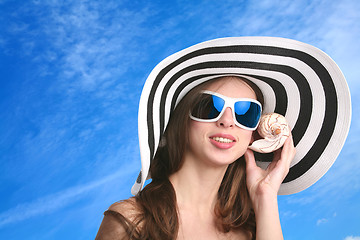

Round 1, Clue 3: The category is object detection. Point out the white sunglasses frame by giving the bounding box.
[189,90,262,131]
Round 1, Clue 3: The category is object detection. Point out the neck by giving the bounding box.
[169,152,228,215]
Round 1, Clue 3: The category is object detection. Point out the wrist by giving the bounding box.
[252,193,283,240]
[252,190,278,215]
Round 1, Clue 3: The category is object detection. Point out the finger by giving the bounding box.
[273,130,294,162]
[268,150,281,168]
[273,147,282,161]
[276,134,296,173]
[244,148,257,170]
[268,133,295,173]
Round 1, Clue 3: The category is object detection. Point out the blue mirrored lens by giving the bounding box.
[234,101,261,128]
[234,101,251,114]
[212,95,224,114]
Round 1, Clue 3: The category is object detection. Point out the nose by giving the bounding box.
[216,107,234,128]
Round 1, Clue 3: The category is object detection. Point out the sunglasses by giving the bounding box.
[189,90,262,130]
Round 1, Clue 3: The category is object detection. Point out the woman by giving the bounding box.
[96,37,351,239]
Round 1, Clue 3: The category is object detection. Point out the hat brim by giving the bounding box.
[132,37,351,195]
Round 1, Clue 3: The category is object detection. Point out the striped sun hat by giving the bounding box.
[131,37,351,195]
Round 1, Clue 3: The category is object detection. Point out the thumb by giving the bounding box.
[244,149,257,171]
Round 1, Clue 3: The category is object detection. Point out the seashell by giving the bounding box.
[249,113,290,153]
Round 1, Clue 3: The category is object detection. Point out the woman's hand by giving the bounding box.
[244,133,296,205]
[244,133,296,240]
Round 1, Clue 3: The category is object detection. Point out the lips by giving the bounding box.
[209,134,236,149]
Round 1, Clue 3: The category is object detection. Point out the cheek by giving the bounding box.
[189,120,202,131]
[188,121,207,144]
[220,130,254,162]
[245,131,254,143]
[234,130,254,155]
[238,129,253,144]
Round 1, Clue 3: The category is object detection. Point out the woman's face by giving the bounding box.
[186,77,257,167]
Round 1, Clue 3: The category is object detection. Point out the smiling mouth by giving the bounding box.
[211,137,235,143]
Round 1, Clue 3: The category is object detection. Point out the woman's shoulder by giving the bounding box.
[108,197,142,220]
[95,198,142,240]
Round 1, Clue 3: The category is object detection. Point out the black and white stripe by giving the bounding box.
[132,37,351,195]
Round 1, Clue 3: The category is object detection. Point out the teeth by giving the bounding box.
[212,137,234,143]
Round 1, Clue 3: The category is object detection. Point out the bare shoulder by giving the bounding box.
[109,197,142,221]
[95,198,142,240]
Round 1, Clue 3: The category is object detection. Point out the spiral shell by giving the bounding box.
[249,113,290,153]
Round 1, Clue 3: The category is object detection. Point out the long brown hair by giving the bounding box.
[127,76,263,239]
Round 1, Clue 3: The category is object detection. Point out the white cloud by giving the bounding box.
[345,236,360,240]
[280,210,297,219]
[1,0,145,186]
[316,212,337,226]
[41,1,152,92]
[319,0,360,87]
[3,1,154,95]
[212,0,326,38]
[316,218,328,226]
[0,164,136,228]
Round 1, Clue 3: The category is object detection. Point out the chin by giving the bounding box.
[206,154,241,167]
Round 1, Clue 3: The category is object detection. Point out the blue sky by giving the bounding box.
[0,0,359,239]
